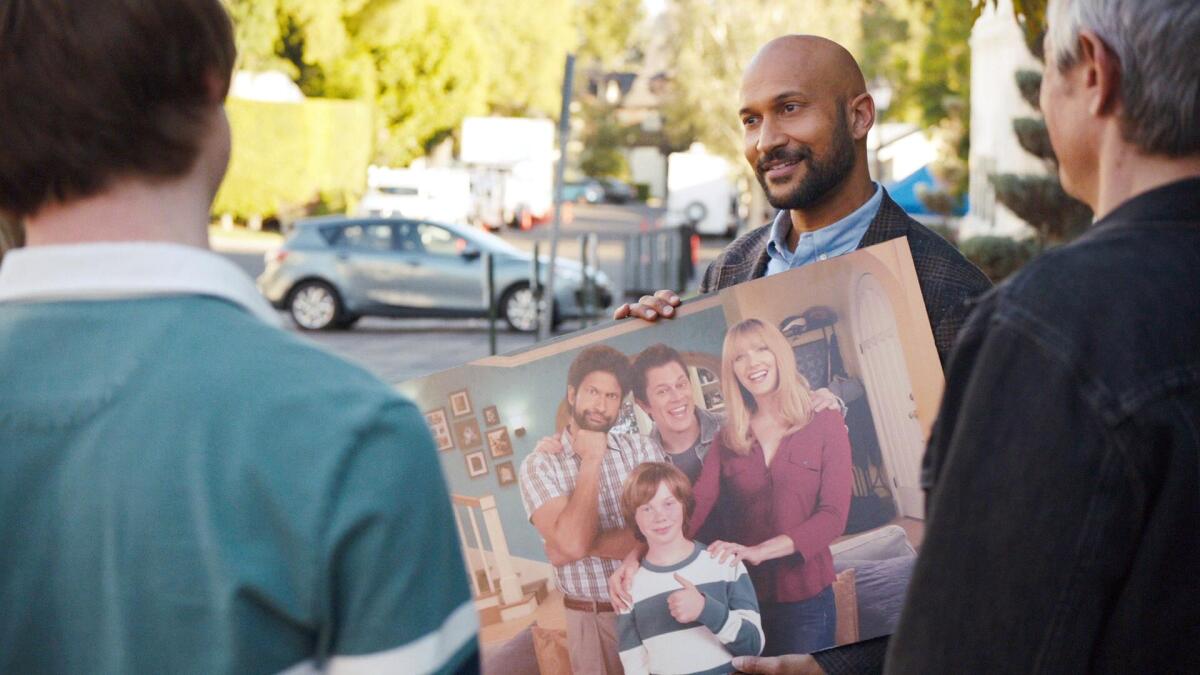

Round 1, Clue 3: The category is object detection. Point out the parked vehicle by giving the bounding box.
[561,178,637,205]
[561,179,605,204]
[358,166,472,225]
[257,215,613,332]
[462,117,555,230]
[667,144,740,237]
[597,178,636,204]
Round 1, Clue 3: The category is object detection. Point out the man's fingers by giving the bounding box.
[732,655,825,675]
[653,289,682,307]
[637,294,673,318]
[730,656,780,674]
[613,289,682,322]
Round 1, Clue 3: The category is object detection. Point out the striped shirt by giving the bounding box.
[618,542,763,675]
[519,428,665,601]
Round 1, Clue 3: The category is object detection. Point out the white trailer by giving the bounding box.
[359,165,472,225]
[666,144,739,237]
[460,117,556,230]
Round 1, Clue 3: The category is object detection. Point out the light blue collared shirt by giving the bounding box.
[765,182,883,275]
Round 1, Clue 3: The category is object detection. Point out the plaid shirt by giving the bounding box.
[700,190,992,364]
[519,429,665,601]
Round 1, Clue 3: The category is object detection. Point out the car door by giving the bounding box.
[410,222,486,312]
[329,221,406,310]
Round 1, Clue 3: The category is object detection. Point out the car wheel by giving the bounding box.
[288,280,344,331]
[500,283,540,332]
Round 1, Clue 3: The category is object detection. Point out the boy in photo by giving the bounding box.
[617,463,764,675]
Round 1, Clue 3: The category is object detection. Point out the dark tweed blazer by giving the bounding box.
[699,192,991,363]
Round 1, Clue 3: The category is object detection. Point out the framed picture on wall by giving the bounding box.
[453,417,482,449]
[482,405,501,427]
[496,461,516,486]
[465,451,488,478]
[486,426,513,458]
[449,389,473,417]
[424,408,453,451]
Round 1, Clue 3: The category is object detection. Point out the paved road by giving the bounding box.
[218,202,733,384]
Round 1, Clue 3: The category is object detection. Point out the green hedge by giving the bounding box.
[958,235,1041,282]
[213,98,371,221]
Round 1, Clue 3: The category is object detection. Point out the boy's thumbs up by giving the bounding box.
[668,573,704,623]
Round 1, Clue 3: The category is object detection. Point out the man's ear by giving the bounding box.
[566,385,577,408]
[1078,30,1121,117]
[203,69,229,105]
[848,92,876,142]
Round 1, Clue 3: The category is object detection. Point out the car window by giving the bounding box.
[338,223,393,252]
[417,223,466,256]
[395,222,423,253]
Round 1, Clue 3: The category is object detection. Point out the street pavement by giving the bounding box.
[216,202,732,384]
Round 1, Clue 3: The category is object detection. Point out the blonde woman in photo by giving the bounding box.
[687,318,852,656]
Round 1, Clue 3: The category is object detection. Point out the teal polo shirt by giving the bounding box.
[0,243,477,674]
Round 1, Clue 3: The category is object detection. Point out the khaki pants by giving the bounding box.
[564,607,624,675]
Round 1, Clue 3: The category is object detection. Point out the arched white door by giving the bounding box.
[852,273,926,519]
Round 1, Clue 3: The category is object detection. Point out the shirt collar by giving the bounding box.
[766,182,883,266]
[1089,177,1200,232]
[0,242,281,327]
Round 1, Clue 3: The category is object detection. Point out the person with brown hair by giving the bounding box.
[0,1,477,673]
[616,462,763,675]
[518,344,667,675]
[685,319,853,657]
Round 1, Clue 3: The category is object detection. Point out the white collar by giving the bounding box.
[0,242,281,327]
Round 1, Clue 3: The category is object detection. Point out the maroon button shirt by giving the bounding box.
[688,408,853,604]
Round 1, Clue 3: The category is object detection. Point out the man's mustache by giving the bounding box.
[756,146,811,174]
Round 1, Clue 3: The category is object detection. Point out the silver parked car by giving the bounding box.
[257,215,613,332]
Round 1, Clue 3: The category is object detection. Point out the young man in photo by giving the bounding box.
[617,462,763,675]
[518,345,667,675]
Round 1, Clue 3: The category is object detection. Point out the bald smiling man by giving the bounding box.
[617,35,989,366]
[613,35,991,674]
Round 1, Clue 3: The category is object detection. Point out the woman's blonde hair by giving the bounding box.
[719,318,813,454]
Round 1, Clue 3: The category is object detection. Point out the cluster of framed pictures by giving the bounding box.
[424,389,515,488]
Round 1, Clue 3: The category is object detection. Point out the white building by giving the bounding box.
[961,0,1045,239]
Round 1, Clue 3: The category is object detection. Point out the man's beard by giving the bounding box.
[572,405,616,433]
[755,108,856,211]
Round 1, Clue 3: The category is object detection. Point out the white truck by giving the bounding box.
[666,144,740,237]
[358,165,473,225]
[460,117,555,230]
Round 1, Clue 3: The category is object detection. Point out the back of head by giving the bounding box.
[0,0,236,220]
[1047,0,1200,157]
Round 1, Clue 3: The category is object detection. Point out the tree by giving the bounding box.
[464,0,577,118]
[979,0,1091,245]
[579,109,632,179]
[223,0,580,166]
[989,65,1091,244]
[576,0,644,66]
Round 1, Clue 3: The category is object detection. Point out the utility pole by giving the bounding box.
[539,53,575,341]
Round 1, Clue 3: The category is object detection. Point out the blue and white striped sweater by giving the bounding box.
[617,542,763,675]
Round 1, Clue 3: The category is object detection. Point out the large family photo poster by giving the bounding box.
[396,239,944,673]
